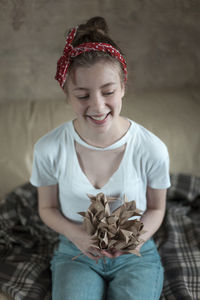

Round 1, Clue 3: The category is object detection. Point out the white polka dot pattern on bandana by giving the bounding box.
[55,27,127,90]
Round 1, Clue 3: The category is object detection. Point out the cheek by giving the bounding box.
[69,99,86,115]
[117,100,122,113]
[74,106,86,116]
[112,95,122,110]
[107,97,122,116]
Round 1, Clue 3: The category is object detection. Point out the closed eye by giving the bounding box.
[103,91,115,96]
[76,95,89,100]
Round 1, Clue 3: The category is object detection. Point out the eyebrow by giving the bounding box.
[73,82,116,91]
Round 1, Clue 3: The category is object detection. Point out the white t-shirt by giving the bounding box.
[30,119,171,222]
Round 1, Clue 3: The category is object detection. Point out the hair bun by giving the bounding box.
[78,16,109,36]
[86,16,108,34]
[70,16,120,51]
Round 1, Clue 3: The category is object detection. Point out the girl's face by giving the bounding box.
[66,61,125,139]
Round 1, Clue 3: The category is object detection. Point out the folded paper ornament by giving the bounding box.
[78,193,146,257]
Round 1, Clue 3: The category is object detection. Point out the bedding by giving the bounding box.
[155,174,200,300]
[0,184,58,300]
[0,174,199,300]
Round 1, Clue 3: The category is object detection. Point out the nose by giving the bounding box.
[90,93,105,113]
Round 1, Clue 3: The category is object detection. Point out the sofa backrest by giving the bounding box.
[1,88,199,200]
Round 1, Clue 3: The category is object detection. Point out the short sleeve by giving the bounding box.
[147,152,171,189]
[30,144,58,187]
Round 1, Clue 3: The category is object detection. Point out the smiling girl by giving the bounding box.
[30,16,170,300]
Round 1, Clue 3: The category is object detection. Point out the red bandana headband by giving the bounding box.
[55,26,127,89]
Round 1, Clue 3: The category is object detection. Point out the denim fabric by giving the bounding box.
[51,235,163,300]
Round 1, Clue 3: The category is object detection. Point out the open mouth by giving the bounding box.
[87,112,111,124]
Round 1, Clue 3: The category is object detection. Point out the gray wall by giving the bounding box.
[1,0,200,102]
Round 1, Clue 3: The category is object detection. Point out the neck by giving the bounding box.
[73,117,130,148]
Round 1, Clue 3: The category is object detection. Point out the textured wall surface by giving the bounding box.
[0,0,200,102]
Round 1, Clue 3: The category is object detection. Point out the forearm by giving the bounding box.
[138,187,167,246]
[139,207,165,243]
[39,206,81,242]
[37,185,100,260]
[39,207,100,261]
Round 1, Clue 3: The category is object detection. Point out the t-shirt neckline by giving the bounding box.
[69,119,133,151]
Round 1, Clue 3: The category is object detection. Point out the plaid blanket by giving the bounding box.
[0,184,58,300]
[154,174,200,300]
[0,174,199,300]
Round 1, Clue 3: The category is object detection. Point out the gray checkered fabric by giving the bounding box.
[155,174,200,300]
[0,174,199,300]
[0,183,58,300]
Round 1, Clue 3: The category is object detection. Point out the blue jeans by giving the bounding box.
[51,235,163,300]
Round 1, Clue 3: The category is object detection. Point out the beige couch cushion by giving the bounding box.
[0,89,199,201]
[122,89,200,177]
[0,293,12,300]
[0,99,74,201]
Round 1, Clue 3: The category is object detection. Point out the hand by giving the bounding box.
[68,224,102,262]
[100,241,145,258]
[100,248,129,258]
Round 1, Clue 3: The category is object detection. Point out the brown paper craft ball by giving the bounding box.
[78,193,145,256]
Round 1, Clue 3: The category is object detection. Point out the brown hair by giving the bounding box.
[66,16,126,85]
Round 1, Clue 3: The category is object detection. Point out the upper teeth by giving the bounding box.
[91,115,107,121]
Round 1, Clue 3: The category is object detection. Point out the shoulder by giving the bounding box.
[127,119,170,188]
[34,121,72,156]
[129,120,169,161]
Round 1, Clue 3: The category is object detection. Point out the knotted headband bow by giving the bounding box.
[55,26,127,89]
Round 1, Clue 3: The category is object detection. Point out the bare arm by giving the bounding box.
[37,185,100,261]
[138,186,166,245]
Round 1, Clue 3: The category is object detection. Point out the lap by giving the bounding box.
[106,239,164,300]
[51,236,163,300]
[107,261,163,300]
[51,255,105,300]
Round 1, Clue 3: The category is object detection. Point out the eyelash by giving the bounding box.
[104,91,114,96]
[77,91,115,100]
[77,95,89,100]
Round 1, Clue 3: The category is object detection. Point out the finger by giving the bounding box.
[100,250,115,258]
[85,252,97,260]
[113,250,130,257]
[112,251,123,258]
[85,251,101,262]
[90,247,102,256]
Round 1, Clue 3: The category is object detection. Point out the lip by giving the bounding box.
[87,112,111,125]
